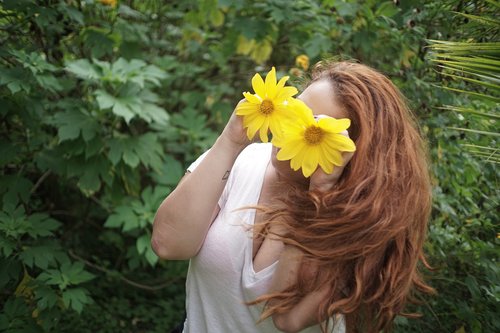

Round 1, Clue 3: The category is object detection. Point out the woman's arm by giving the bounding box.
[271,145,354,332]
[151,109,249,260]
[270,246,331,333]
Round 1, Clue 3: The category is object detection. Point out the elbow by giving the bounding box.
[150,233,171,260]
[272,314,300,333]
[151,217,197,260]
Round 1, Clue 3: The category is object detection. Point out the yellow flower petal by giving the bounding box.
[327,133,356,152]
[265,67,277,98]
[236,101,259,116]
[318,147,334,174]
[243,92,261,104]
[276,75,289,91]
[301,147,320,177]
[323,145,344,166]
[318,117,351,133]
[290,145,308,171]
[252,73,266,97]
[276,86,299,102]
[245,115,265,140]
[276,139,304,160]
[259,117,270,142]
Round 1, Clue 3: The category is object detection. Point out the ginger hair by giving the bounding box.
[251,61,434,332]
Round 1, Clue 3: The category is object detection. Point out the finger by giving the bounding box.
[340,151,354,166]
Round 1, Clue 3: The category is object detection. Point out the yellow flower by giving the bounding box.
[236,67,298,142]
[99,0,117,8]
[295,54,309,71]
[273,99,356,177]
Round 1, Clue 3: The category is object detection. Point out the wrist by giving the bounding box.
[216,134,248,155]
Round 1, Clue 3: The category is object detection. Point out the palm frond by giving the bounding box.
[437,65,500,84]
[440,106,500,120]
[484,0,500,8]
[453,12,500,27]
[438,72,500,92]
[447,127,500,137]
[428,8,499,157]
[436,85,500,103]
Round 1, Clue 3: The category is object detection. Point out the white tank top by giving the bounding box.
[184,143,345,333]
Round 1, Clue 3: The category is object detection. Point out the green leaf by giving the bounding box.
[95,89,115,109]
[62,261,95,285]
[95,89,141,124]
[62,288,92,314]
[77,156,109,196]
[144,246,158,267]
[105,206,137,230]
[35,286,59,310]
[19,243,62,269]
[65,59,101,81]
[81,27,117,58]
[0,175,33,207]
[0,235,16,257]
[106,134,164,171]
[141,103,169,125]
[51,109,99,143]
[35,74,64,92]
[136,234,150,255]
[375,1,399,18]
[29,214,61,238]
[0,141,17,167]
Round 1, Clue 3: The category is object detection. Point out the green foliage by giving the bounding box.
[0,0,498,332]
[428,1,499,165]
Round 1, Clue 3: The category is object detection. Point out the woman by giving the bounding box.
[152,61,434,333]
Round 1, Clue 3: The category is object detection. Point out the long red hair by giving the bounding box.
[252,61,434,332]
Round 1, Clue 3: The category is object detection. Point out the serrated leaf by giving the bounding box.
[27,213,62,238]
[51,109,99,143]
[35,74,64,92]
[95,89,115,109]
[77,156,109,196]
[95,89,140,124]
[19,244,60,269]
[62,288,91,314]
[65,59,101,81]
[0,175,33,207]
[104,206,136,229]
[35,286,59,310]
[123,147,140,167]
[376,1,399,18]
[144,246,158,267]
[64,262,95,285]
[140,103,169,125]
[136,234,150,255]
[106,134,164,171]
[0,235,16,257]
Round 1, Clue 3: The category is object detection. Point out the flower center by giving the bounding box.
[304,126,324,145]
[260,99,274,115]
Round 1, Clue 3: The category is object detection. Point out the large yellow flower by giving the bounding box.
[273,99,356,177]
[235,67,298,142]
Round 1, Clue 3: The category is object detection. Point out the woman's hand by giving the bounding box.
[309,129,354,192]
[219,99,252,149]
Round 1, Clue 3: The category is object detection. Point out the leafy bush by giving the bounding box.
[0,0,497,332]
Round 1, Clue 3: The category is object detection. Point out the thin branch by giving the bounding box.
[68,250,182,291]
[30,170,51,194]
